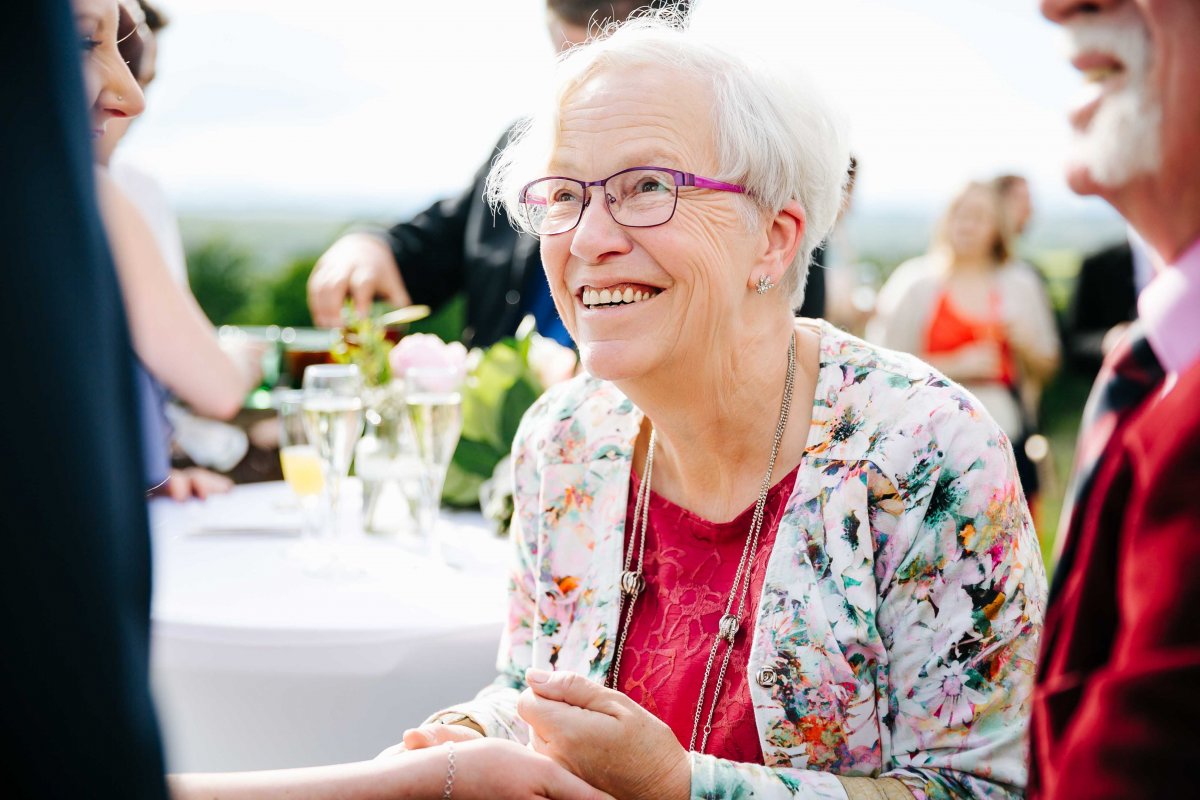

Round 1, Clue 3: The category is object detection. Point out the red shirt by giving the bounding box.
[924,287,1016,386]
[614,463,800,762]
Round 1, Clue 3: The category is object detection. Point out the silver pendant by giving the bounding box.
[718,613,740,643]
[620,570,645,597]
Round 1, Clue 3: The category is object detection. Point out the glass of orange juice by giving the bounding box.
[277,389,324,540]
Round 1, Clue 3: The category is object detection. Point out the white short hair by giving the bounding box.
[485,9,851,306]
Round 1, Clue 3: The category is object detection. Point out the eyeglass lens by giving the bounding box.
[522,169,679,235]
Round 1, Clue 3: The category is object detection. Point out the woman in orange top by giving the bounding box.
[869,181,1060,502]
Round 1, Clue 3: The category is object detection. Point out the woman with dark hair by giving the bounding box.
[72,1,609,797]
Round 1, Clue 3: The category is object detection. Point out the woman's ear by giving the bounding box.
[751,200,806,290]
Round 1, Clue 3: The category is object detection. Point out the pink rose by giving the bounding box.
[528,336,578,388]
[388,334,468,384]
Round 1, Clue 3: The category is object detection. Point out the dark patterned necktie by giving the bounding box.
[1049,321,1165,601]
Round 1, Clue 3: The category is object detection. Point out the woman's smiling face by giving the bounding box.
[538,64,761,383]
[72,0,143,145]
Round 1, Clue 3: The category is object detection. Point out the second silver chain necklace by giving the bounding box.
[606,333,797,754]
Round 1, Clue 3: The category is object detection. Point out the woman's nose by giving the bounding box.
[569,188,631,262]
[100,53,146,119]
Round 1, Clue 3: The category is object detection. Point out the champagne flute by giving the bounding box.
[404,366,464,561]
[277,390,323,541]
[301,364,364,547]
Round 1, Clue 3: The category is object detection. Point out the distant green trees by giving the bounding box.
[186,239,315,328]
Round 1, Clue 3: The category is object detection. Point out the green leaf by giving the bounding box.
[452,436,504,478]
[461,342,526,447]
[442,461,485,508]
[501,377,540,447]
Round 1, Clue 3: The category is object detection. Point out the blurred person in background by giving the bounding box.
[993,174,1033,240]
[98,0,259,499]
[822,155,878,335]
[1030,0,1200,797]
[59,5,616,797]
[104,0,259,498]
[306,0,689,348]
[1064,225,1154,376]
[868,181,1061,506]
[395,14,1044,800]
[2,0,168,795]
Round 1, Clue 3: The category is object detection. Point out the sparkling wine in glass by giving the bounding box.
[301,364,364,546]
[404,366,464,561]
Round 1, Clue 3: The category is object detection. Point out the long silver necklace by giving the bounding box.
[606,333,797,754]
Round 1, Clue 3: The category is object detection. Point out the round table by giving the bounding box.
[149,481,510,772]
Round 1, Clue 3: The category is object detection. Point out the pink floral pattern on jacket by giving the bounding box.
[445,322,1046,800]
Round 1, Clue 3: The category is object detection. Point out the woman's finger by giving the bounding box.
[524,669,628,717]
[401,722,481,751]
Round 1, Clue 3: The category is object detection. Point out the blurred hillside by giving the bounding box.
[179,204,1127,324]
[181,204,1119,568]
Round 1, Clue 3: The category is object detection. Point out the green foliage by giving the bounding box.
[442,326,546,508]
[259,255,316,328]
[1030,248,1083,315]
[407,294,467,343]
[187,239,316,327]
[331,308,393,387]
[187,239,255,324]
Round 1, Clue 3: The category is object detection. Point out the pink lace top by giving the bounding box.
[615,462,801,763]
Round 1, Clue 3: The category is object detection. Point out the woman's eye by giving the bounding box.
[552,190,579,204]
[638,180,667,193]
[80,36,100,52]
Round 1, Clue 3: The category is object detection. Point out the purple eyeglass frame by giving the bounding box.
[518,166,746,235]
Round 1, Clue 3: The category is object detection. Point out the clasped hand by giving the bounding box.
[519,669,690,800]
[397,670,690,800]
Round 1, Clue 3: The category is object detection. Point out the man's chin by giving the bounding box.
[1064,159,1110,198]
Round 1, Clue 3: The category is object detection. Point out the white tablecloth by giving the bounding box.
[149,481,511,772]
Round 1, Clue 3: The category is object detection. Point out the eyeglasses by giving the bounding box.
[517,166,746,236]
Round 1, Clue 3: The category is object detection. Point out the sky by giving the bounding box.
[117,0,1119,221]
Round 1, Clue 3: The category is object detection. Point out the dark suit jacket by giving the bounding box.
[385,127,539,348]
[1029,361,1200,799]
[0,2,167,797]
[1066,242,1139,375]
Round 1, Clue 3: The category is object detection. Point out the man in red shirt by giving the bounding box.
[1030,1,1200,797]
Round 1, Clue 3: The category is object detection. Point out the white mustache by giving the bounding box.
[1061,5,1152,81]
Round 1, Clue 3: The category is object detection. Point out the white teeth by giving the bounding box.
[581,286,659,308]
[1083,66,1119,83]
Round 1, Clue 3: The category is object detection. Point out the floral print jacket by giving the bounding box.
[445,322,1046,800]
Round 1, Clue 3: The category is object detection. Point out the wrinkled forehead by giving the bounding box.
[549,64,717,178]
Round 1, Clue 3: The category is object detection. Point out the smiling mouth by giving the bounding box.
[580,283,661,309]
[1072,52,1126,86]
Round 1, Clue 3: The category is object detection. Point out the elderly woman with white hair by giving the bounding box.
[400,12,1045,800]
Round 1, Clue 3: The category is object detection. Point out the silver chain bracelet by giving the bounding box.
[441,741,456,799]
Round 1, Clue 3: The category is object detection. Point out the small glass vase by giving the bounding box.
[355,381,423,536]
